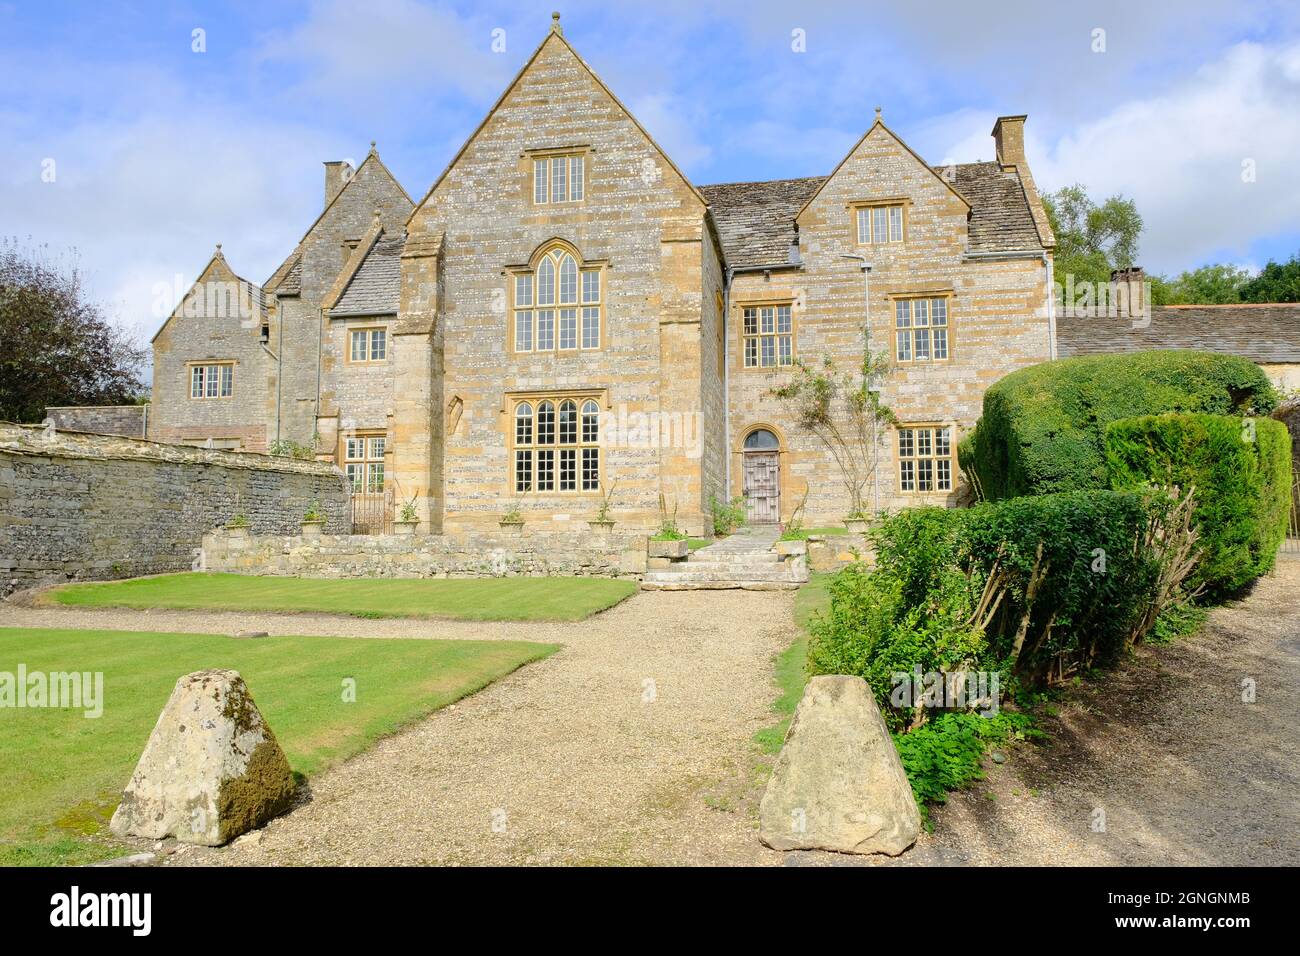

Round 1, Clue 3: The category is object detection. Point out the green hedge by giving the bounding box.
[1105,413,1292,598]
[960,351,1278,500]
[807,489,1171,706]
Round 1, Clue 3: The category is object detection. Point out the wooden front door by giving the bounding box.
[743,451,780,524]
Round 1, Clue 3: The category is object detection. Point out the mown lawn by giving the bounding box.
[753,572,831,753]
[48,573,638,621]
[0,627,558,866]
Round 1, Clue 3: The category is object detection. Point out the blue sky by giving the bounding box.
[4,0,1300,343]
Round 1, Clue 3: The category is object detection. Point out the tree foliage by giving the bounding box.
[1042,184,1142,288]
[0,240,145,423]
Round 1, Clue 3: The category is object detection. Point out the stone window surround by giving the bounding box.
[526,145,590,205]
[346,324,389,364]
[888,290,954,365]
[896,422,955,495]
[503,387,608,497]
[187,360,235,400]
[507,241,607,356]
[849,197,911,246]
[737,298,796,370]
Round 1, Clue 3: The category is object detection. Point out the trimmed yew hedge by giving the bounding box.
[1105,413,1292,598]
[959,351,1278,500]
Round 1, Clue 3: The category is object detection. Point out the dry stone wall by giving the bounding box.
[0,424,349,595]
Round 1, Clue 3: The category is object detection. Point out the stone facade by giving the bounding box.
[0,424,349,595]
[147,16,1060,535]
[43,404,147,438]
[202,527,648,579]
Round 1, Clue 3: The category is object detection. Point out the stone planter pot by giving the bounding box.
[499,520,525,534]
[588,519,616,533]
[843,517,870,533]
[775,538,808,558]
[648,539,689,560]
[393,520,418,536]
[300,520,325,538]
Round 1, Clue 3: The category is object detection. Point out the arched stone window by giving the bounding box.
[511,394,601,493]
[512,244,603,354]
[743,428,780,450]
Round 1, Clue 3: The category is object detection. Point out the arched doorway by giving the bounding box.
[742,428,781,524]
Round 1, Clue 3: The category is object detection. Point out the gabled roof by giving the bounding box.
[699,161,1042,270]
[1056,304,1300,364]
[150,246,266,344]
[264,147,414,293]
[330,235,405,317]
[409,19,707,222]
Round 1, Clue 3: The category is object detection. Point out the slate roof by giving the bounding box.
[1056,304,1300,364]
[698,162,1044,270]
[276,256,302,297]
[331,235,404,316]
[699,177,826,270]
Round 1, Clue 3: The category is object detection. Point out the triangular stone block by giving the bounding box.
[110,669,296,846]
[760,675,920,855]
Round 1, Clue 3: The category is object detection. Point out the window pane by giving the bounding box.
[515,274,533,307]
[537,258,555,306]
[570,156,584,201]
[515,403,533,445]
[931,297,947,326]
[760,307,775,334]
[889,205,903,242]
[351,331,364,361]
[743,308,758,335]
[515,450,533,492]
[537,401,555,445]
[935,427,951,456]
[914,299,929,326]
[895,299,911,327]
[221,365,233,396]
[915,327,931,360]
[581,270,599,304]
[206,367,218,397]
[367,463,385,492]
[558,400,577,444]
[371,329,386,360]
[778,335,793,365]
[346,463,363,491]
[551,157,567,202]
[873,207,887,243]
[857,208,870,243]
[761,336,776,367]
[536,449,554,491]
[368,437,385,459]
[744,337,758,368]
[896,330,912,361]
[534,159,548,203]
[559,308,577,350]
[582,447,599,490]
[900,459,915,491]
[898,428,914,457]
[582,307,599,349]
[937,458,952,491]
[558,255,577,304]
[918,458,933,492]
[933,327,948,360]
[559,448,576,491]
[776,305,792,333]
[191,366,203,398]
[346,438,363,460]
[581,400,599,442]
[515,310,533,351]
[537,310,555,350]
[916,428,932,457]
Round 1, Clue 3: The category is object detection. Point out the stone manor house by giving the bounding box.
[146,15,1066,535]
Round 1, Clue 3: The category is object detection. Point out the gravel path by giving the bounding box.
[4,591,794,866]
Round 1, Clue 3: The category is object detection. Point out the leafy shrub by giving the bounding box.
[1105,413,1292,598]
[960,351,1278,500]
[708,494,746,536]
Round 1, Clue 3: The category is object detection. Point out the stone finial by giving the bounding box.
[215,243,223,256]
[551,11,562,35]
[874,106,883,122]
[369,140,377,153]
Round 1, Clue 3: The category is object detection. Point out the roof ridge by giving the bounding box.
[698,175,829,190]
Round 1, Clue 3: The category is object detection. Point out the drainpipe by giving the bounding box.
[274,301,284,443]
[840,254,877,514]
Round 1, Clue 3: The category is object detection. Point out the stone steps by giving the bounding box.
[640,527,807,590]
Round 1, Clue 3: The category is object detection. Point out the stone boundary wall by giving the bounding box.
[0,423,350,595]
[202,528,649,579]
[43,405,148,438]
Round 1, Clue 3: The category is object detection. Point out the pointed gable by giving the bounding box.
[151,247,264,344]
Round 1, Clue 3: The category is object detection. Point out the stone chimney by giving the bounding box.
[323,160,354,208]
[1110,266,1148,319]
[991,115,1027,167]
